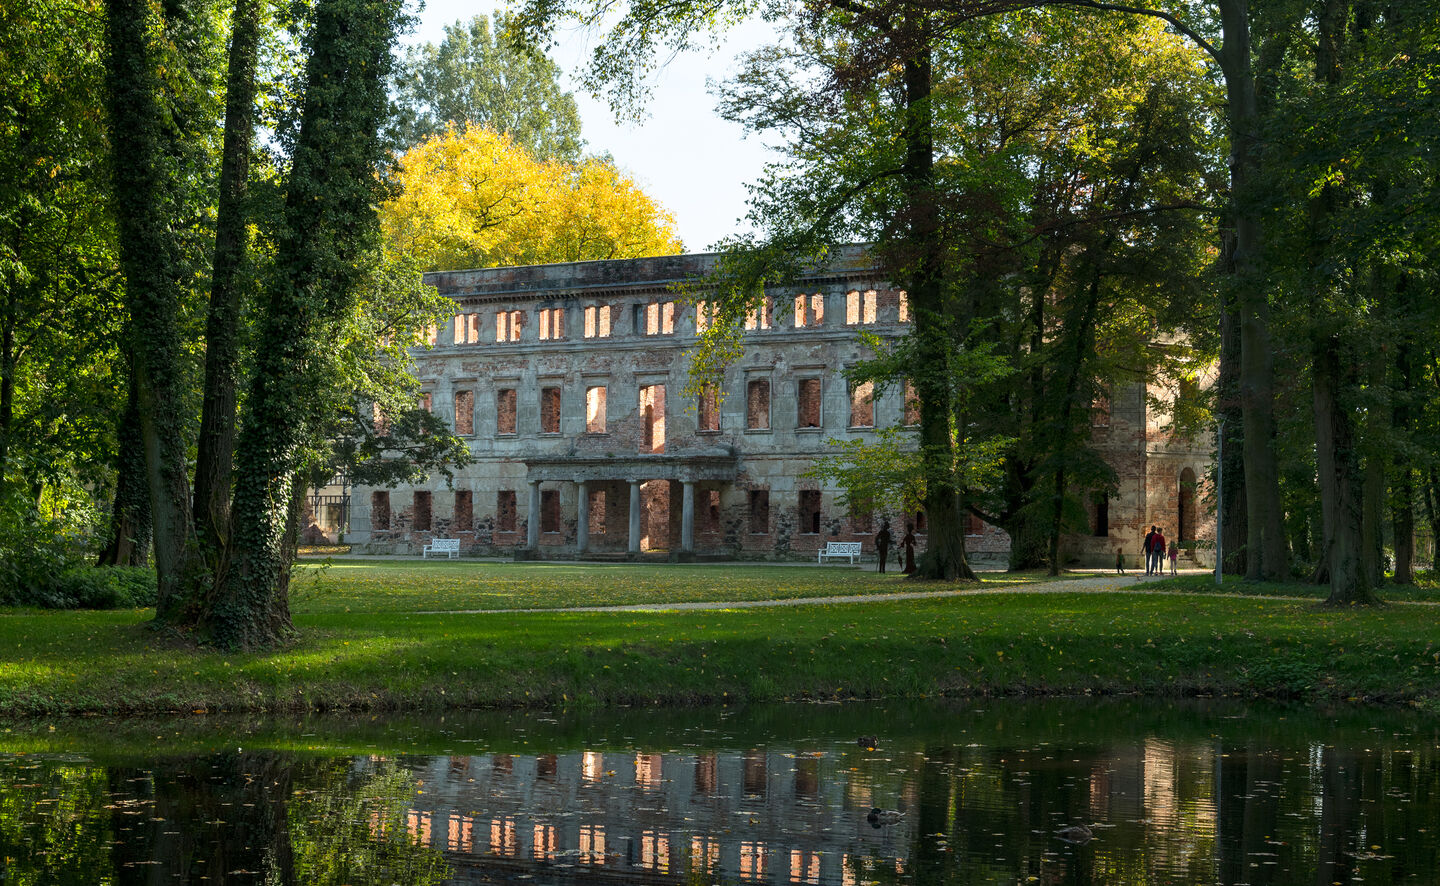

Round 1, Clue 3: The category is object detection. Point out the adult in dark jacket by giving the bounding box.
[875,522,893,573]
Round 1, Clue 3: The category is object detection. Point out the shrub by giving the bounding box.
[0,565,157,610]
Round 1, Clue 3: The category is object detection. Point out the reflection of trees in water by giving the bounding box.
[0,761,112,881]
[289,757,449,884]
[103,752,446,884]
[2,722,1439,885]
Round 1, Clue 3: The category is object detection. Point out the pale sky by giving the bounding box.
[403,0,781,251]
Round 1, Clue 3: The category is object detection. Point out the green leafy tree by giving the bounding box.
[390,12,585,161]
[201,0,409,648]
[1260,0,1440,602]
[514,0,1289,585]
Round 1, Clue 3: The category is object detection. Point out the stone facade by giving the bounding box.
[348,248,1213,566]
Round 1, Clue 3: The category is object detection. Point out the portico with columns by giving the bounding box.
[520,454,737,559]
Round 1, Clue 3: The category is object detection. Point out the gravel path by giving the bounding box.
[420,570,1303,615]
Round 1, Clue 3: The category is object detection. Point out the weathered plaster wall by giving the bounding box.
[347,249,1213,566]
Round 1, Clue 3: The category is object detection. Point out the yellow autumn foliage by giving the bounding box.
[382,126,684,271]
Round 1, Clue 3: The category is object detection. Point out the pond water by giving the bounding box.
[0,699,1436,884]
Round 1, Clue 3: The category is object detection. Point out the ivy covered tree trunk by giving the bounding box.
[202,0,403,648]
[193,0,265,564]
[104,0,202,616]
[98,383,153,567]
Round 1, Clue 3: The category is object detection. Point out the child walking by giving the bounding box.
[1167,539,1179,576]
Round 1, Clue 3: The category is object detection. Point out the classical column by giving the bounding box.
[527,480,541,550]
[576,480,590,554]
[681,480,696,553]
[628,480,642,554]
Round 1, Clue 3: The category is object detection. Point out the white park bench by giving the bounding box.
[422,538,461,559]
[818,541,863,564]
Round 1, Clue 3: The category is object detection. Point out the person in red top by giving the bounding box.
[1142,526,1159,575]
[1150,528,1167,576]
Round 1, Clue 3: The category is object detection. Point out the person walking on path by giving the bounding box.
[1115,546,1126,574]
[875,522,893,573]
[902,525,917,574]
[1168,539,1179,576]
[1142,526,1159,575]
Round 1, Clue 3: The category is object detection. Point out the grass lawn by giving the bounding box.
[1146,572,1440,602]
[287,559,1061,613]
[1,561,1437,717]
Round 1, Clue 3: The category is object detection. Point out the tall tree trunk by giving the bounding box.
[1313,335,1377,605]
[1216,230,1248,575]
[1391,319,1416,584]
[0,289,14,483]
[1359,365,1387,587]
[1393,469,1414,584]
[201,0,402,647]
[900,23,975,582]
[97,382,153,567]
[193,0,265,565]
[1219,0,1287,582]
[104,0,201,617]
[1044,259,1105,576]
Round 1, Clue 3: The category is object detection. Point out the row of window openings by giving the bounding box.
[370,488,979,538]
[424,291,910,346]
[412,379,922,439]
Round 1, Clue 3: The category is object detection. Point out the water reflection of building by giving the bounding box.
[372,748,913,884]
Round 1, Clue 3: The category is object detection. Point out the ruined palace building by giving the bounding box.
[346,248,1213,566]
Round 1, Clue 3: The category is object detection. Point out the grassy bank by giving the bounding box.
[1,563,1436,717]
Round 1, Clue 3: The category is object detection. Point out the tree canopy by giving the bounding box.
[381,125,684,271]
[389,13,585,161]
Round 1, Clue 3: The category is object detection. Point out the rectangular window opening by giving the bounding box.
[584,305,613,339]
[588,489,606,534]
[496,388,517,435]
[454,389,474,435]
[541,387,562,434]
[799,490,821,535]
[454,490,473,532]
[797,378,821,429]
[586,386,607,433]
[849,380,874,428]
[903,380,921,426]
[705,489,721,532]
[371,490,390,530]
[698,385,720,433]
[746,379,770,430]
[539,307,565,340]
[413,490,432,532]
[541,490,561,533]
[749,489,770,535]
[640,384,666,453]
[497,491,517,532]
[744,297,773,331]
[846,290,877,325]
